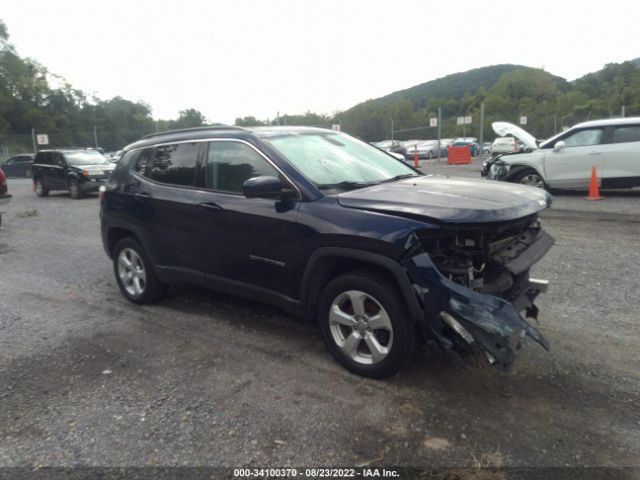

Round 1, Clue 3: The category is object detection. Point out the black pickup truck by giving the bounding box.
[32,149,115,199]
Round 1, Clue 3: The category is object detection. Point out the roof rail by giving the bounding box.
[142,124,246,139]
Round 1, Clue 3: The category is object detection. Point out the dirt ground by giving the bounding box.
[1,171,639,472]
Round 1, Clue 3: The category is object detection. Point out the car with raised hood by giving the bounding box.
[0,166,11,226]
[482,118,640,189]
[101,125,554,378]
[32,148,115,199]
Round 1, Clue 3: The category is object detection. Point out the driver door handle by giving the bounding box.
[133,192,150,201]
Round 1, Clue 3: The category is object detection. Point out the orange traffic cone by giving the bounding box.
[413,147,420,168]
[586,165,603,201]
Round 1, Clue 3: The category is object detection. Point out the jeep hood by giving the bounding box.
[492,121,538,150]
[337,175,552,223]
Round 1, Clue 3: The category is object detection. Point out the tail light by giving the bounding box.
[99,185,106,206]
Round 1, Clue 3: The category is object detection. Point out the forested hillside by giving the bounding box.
[337,61,640,141]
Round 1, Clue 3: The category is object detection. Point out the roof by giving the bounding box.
[572,117,640,128]
[125,125,337,150]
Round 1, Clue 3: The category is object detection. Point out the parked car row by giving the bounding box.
[375,139,452,160]
[375,137,490,159]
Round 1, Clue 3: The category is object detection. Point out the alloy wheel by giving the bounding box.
[520,173,545,188]
[117,248,147,296]
[329,290,393,365]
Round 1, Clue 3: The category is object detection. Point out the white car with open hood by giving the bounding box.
[482,118,640,190]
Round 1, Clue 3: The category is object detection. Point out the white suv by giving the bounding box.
[482,118,640,189]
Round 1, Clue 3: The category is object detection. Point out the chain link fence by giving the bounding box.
[0,126,160,163]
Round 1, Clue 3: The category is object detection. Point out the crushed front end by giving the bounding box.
[402,214,554,369]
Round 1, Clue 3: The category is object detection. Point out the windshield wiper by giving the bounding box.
[377,173,419,184]
[317,181,377,190]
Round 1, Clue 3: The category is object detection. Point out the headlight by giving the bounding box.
[489,162,510,179]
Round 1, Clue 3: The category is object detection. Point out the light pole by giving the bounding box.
[389,116,394,141]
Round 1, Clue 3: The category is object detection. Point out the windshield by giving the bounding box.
[262,132,419,189]
[64,151,109,166]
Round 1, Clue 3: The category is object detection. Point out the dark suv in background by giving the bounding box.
[32,148,114,199]
[101,125,554,378]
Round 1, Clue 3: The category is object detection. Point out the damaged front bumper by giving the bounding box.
[403,252,551,370]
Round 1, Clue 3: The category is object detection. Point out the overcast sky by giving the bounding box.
[2,0,639,123]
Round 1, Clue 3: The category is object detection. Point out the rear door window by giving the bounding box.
[612,125,640,144]
[145,143,200,186]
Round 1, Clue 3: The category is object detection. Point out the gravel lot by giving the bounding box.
[1,170,639,470]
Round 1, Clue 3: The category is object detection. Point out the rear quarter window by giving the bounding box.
[612,125,640,143]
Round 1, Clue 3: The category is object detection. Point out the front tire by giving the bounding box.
[318,271,417,378]
[113,237,167,304]
[512,169,546,189]
[68,179,83,199]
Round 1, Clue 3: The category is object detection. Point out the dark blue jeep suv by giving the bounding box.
[101,125,554,378]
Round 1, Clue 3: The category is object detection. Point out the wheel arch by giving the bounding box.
[300,247,423,323]
[65,171,82,187]
[505,164,546,183]
[104,223,166,282]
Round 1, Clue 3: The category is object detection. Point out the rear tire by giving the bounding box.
[113,237,168,304]
[34,179,49,197]
[318,270,417,378]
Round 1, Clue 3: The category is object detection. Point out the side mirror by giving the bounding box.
[242,176,292,199]
[553,140,566,152]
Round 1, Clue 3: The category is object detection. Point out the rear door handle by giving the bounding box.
[198,202,222,212]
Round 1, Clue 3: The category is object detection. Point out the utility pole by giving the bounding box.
[479,103,485,156]
[621,105,626,118]
[93,126,98,148]
[31,128,37,152]
[389,116,394,141]
[554,115,557,135]
[437,107,442,161]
